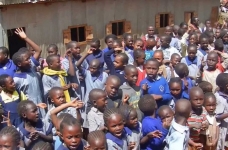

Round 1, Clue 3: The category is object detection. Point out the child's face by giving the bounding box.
[90,42,100,51]
[145,61,159,80]
[126,109,138,129]
[215,29,221,39]
[148,27,155,37]
[146,40,156,49]
[181,25,188,32]
[204,97,216,115]
[47,47,58,56]
[124,68,138,86]
[95,93,108,113]
[0,51,7,64]
[24,103,39,122]
[153,52,163,65]
[187,47,197,60]
[223,35,228,44]
[205,21,211,28]
[3,77,16,92]
[113,55,125,70]
[71,43,81,58]
[51,90,66,107]
[106,114,124,138]
[19,53,31,69]
[189,35,198,45]
[169,82,182,98]
[61,125,82,150]
[0,135,18,150]
[200,38,209,50]
[49,57,61,71]
[206,54,218,70]
[136,53,146,66]
[106,38,114,49]
[105,79,120,98]
[160,37,170,48]
[159,108,174,127]
[89,62,100,75]
[190,91,204,109]
[171,56,181,67]
[134,41,144,50]
[113,43,122,57]
[88,139,106,150]
[125,36,133,48]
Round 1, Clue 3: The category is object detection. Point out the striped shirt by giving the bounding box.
[187,107,208,141]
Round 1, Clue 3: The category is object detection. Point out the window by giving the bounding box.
[106,20,131,36]
[155,13,174,28]
[63,25,93,44]
[184,12,197,23]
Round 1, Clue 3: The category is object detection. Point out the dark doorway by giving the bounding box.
[7,27,26,58]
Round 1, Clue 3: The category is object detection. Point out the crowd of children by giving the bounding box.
[1,17,228,150]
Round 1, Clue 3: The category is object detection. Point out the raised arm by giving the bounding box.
[76,49,93,71]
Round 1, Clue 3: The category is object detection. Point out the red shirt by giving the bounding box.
[136,66,146,86]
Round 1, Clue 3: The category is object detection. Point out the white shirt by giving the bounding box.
[161,46,181,60]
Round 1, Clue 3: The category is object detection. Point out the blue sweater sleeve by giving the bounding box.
[161,79,172,101]
[104,49,116,75]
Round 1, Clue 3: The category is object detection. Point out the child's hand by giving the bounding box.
[70,99,84,109]
[87,49,93,54]
[65,49,73,58]
[29,131,39,141]
[146,130,162,138]
[142,82,150,91]
[1,111,11,126]
[201,121,209,130]
[128,142,136,150]
[193,143,203,150]
[37,103,47,109]
[200,58,206,70]
[15,28,27,39]
[70,83,78,89]
[162,118,171,129]
[122,95,130,104]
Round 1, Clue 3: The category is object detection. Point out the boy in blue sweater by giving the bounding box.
[139,94,169,150]
[140,58,172,108]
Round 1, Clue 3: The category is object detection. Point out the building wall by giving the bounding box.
[0,0,219,57]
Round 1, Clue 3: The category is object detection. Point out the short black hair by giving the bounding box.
[174,63,189,78]
[91,39,101,46]
[216,73,228,91]
[17,100,36,118]
[105,34,117,43]
[0,126,20,145]
[89,88,105,103]
[60,117,81,134]
[119,105,134,121]
[178,28,186,37]
[66,41,77,49]
[191,17,198,24]
[160,34,171,43]
[0,74,10,87]
[46,54,60,65]
[157,105,172,118]
[179,22,188,28]
[0,46,9,57]
[187,44,197,51]
[103,108,123,125]
[198,81,213,93]
[12,51,27,66]
[48,87,63,98]
[204,92,216,104]
[145,58,160,68]
[189,33,198,40]
[199,34,209,43]
[123,33,132,41]
[138,94,156,116]
[133,49,145,59]
[112,39,122,47]
[153,50,164,56]
[214,39,224,51]
[171,53,180,60]
[124,65,137,75]
[87,130,106,145]
[47,44,58,51]
[31,141,53,150]
[116,53,129,65]
[169,77,182,87]
[135,38,143,43]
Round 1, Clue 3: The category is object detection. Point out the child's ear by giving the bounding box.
[4,54,7,59]
[60,133,63,140]
[22,113,27,119]
[124,74,127,80]
[93,100,97,106]
[17,62,22,67]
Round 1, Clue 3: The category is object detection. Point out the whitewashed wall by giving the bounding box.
[0,0,219,57]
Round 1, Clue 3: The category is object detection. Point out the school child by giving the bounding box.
[191,17,201,32]
[142,26,159,50]
[164,99,192,150]
[153,50,167,79]
[215,29,222,39]
[168,77,188,109]
[0,47,17,77]
[123,33,134,52]
[0,126,25,150]
[164,26,180,51]
[197,34,210,61]
[157,105,174,129]
[214,39,226,72]
[32,141,53,150]
[17,100,53,149]
[57,117,86,150]
[87,89,107,132]
[140,58,172,108]
[42,54,78,103]
[187,87,208,150]
[134,38,144,50]
[175,63,194,99]
[181,44,201,81]
[198,81,213,94]
[201,52,221,92]
[203,92,219,150]
[107,39,123,62]
[138,94,169,150]
[177,28,189,57]
[145,38,156,60]
[119,105,142,150]
[180,22,188,32]
[160,34,181,61]
[104,108,135,150]
[0,74,27,126]
[188,33,199,45]
[85,130,107,150]
[103,34,118,53]
[132,50,146,86]
[86,39,105,70]
[104,46,128,84]
[215,73,228,150]
[13,51,45,117]
[61,41,89,100]
[173,25,180,37]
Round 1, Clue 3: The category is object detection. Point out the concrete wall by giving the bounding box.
[0,0,219,57]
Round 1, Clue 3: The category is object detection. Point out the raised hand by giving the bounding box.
[122,95,130,104]
[147,130,162,138]
[65,49,73,58]
[37,103,47,109]
[1,111,11,126]
[70,83,78,89]
[87,48,93,54]
[142,82,150,91]
[15,28,27,39]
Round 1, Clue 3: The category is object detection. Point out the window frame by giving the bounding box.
[68,24,87,44]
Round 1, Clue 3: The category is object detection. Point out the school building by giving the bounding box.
[0,0,219,57]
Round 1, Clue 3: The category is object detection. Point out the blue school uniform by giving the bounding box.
[0,59,17,77]
[86,50,105,71]
[17,119,52,149]
[104,49,126,84]
[140,76,172,108]
[56,140,86,150]
[196,48,207,62]
[169,92,189,109]
[182,77,193,100]
[145,50,154,60]
[103,47,111,53]
[106,130,128,150]
[141,116,168,150]
[13,57,45,118]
